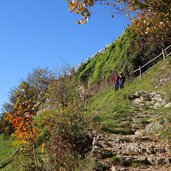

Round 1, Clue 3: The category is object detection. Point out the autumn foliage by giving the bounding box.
[67,0,94,24]
[66,0,171,47]
[7,100,40,145]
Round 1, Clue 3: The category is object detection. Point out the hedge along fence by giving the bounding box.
[132,44,171,78]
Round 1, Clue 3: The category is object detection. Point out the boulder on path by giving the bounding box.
[129,91,170,109]
[164,102,171,108]
[145,122,164,134]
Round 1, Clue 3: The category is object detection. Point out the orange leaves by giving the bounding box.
[7,100,40,146]
[41,143,45,153]
[66,0,171,33]
[69,2,77,12]
[124,0,171,42]
[67,0,94,24]
[85,0,94,7]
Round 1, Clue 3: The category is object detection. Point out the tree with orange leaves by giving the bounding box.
[7,100,39,145]
[6,96,45,170]
[5,82,45,170]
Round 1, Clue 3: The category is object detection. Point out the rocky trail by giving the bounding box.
[91,91,171,171]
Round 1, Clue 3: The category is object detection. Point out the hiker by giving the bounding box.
[119,72,126,89]
[113,73,119,91]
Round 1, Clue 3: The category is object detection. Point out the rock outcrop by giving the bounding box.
[129,91,170,109]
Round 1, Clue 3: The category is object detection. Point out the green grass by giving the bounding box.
[0,135,15,162]
[0,135,20,171]
[77,31,137,85]
[88,57,171,133]
[1,51,171,170]
[0,133,44,171]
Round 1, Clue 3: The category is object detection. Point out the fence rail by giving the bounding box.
[75,42,114,70]
[132,44,171,78]
[75,31,125,71]
[75,31,171,79]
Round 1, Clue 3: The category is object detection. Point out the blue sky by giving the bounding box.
[0,0,130,111]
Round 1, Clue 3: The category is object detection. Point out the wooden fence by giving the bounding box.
[132,44,171,78]
[75,41,114,71]
[75,31,125,71]
[75,35,171,79]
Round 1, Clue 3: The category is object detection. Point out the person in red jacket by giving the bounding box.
[114,73,119,91]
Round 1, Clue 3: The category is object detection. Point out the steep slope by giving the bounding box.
[1,30,171,170]
[77,31,136,86]
[88,57,171,170]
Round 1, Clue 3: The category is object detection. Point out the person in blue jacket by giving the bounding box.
[119,72,126,89]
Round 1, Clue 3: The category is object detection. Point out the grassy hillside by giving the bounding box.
[0,135,17,170]
[77,29,169,88]
[0,136,15,162]
[1,57,170,170]
[77,30,136,86]
[0,27,170,170]
[88,56,171,137]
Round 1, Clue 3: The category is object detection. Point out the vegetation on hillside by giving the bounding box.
[2,54,171,171]
[0,69,92,171]
[88,57,171,136]
[77,30,136,86]
[68,0,171,88]
[0,1,171,167]
[76,28,170,87]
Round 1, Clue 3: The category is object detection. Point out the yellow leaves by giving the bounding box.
[131,18,136,25]
[12,139,28,147]
[41,143,45,153]
[88,0,94,7]
[67,0,94,24]
[69,2,77,12]
[77,19,86,24]
[14,99,20,109]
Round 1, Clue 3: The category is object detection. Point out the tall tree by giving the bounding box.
[0,68,54,136]
[23,68,55,108]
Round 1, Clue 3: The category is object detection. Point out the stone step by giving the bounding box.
[94,134,161,148]
[111,155,171,167]
[110,165,171,171]
[103,128,135,135]
[113,143,169,156]
[92,141,169,159]
[102,134,151,141]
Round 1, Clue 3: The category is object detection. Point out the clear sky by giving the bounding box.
[0,0,130,111]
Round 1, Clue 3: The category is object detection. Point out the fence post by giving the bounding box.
[162,48,166,60]
[139,66,142,77]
